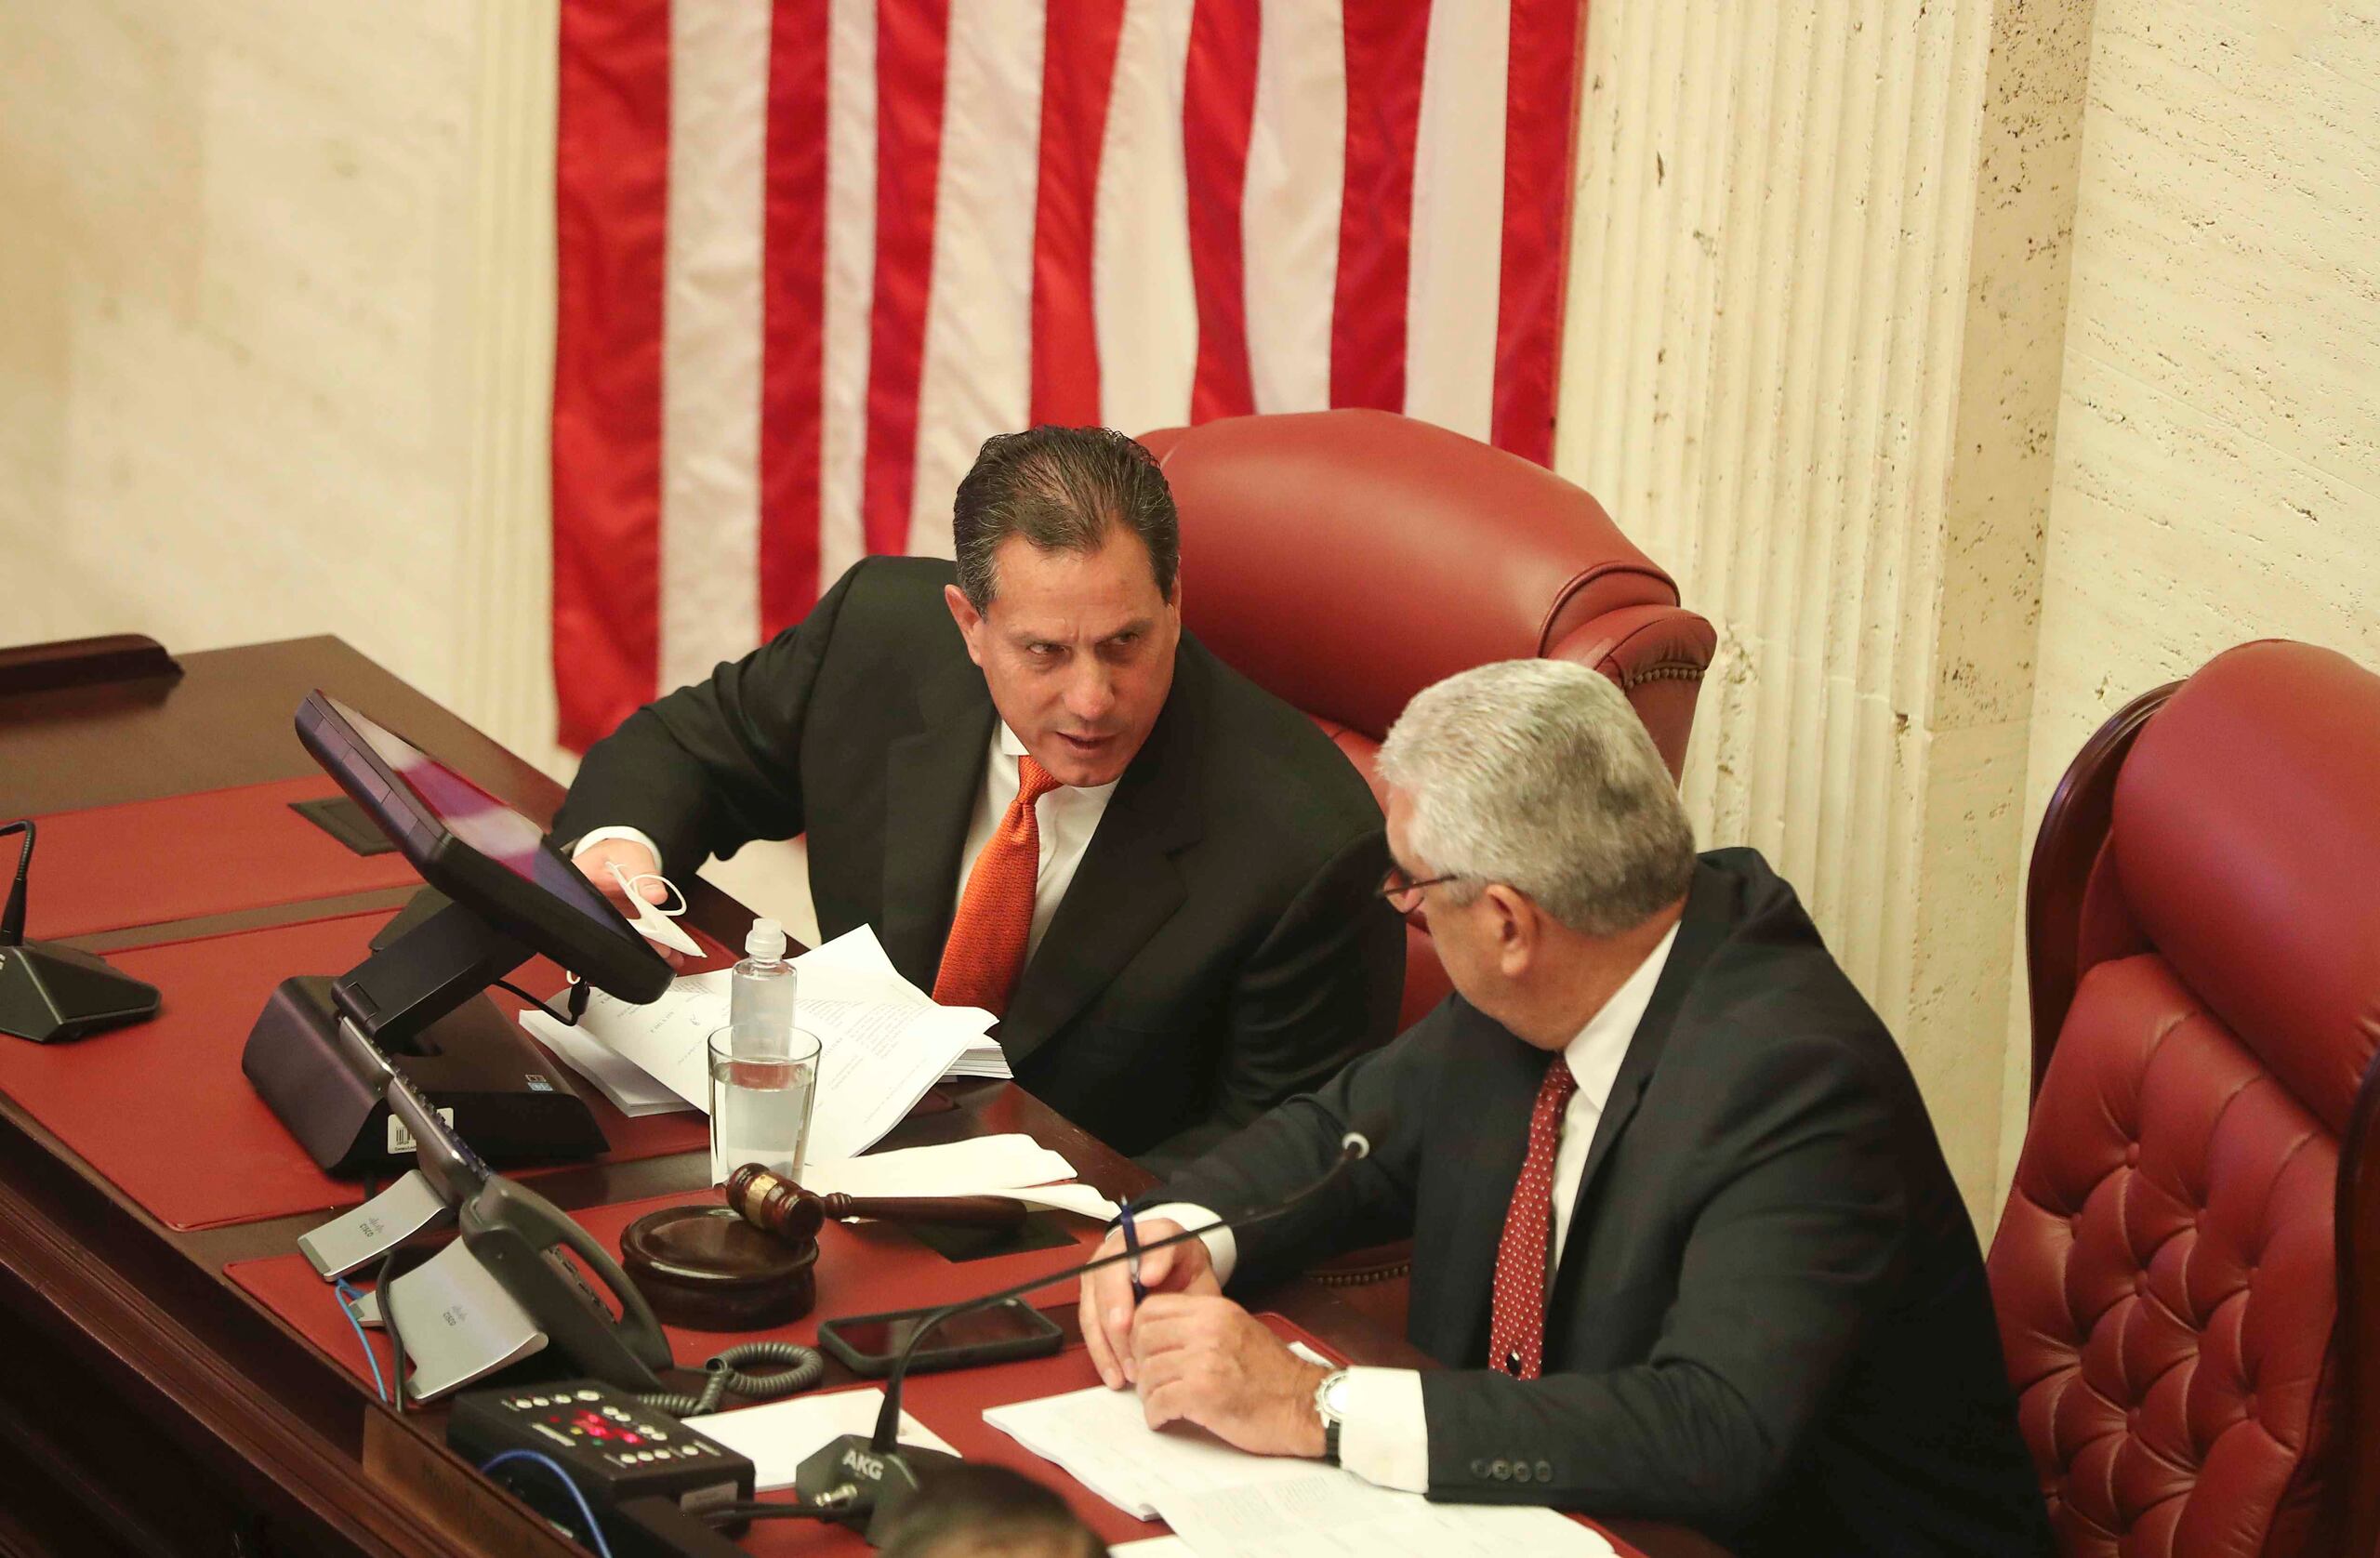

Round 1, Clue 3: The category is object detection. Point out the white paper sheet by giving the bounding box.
[797,927,1010,1080]
[686,1387,959,1493]
[522,1015,696,1116]
[802,1136,1121,1222]
[984,1382,1328,1522]
[1154,1476,1614,1558]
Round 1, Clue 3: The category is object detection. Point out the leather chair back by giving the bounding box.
[1990,640,2380,1557]
[1142,410,1716,1026]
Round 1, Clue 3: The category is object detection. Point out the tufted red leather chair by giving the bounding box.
[1139,409,1716,1030]
[1990,640,2380,1557]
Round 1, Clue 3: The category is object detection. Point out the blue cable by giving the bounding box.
[479,1450,616,1558]
[331,1281,389,1405]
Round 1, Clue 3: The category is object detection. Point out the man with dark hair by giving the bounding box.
[556,426,1404,1163]
[876,1464,1107,1558]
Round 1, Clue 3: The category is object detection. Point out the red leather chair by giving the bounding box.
[1990,640,2380,1556]
[1140,409,1716,1029]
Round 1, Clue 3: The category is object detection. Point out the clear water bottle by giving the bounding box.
[728,918,797,1050]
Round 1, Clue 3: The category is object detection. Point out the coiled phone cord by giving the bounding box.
[636,1341,825,1419]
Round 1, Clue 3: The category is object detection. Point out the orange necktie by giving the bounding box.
[932,756,1064,1016]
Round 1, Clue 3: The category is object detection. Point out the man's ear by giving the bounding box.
[1482,884,1539,979]
[944,583,987,668]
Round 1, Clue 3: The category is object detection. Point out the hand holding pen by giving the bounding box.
[1078,1211,1223,1391]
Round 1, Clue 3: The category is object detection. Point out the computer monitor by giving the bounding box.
[295,692,671,1005]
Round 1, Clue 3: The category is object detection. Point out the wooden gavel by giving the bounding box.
[725,1163,1030,1245]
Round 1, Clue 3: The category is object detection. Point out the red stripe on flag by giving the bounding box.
[1029,0,1127,426]
[759,0,832,630]
[1492,0,1588,464]
[552,0,671,751]
[1330,0,1431,413]
[1183,0,1261,425]
[861,0,953,558]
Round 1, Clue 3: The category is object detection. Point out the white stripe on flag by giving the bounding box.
[1093,0,1198,436]
[659,0,772,686]
[819,0,879,596]
[1243,0,1345,416]
[1404,0,1512,443]
[906,0,1048,558]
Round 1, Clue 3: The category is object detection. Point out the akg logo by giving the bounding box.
[840,1446,884,1481]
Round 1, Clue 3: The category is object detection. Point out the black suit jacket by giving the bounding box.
[1165,850,2049,1556]
[553,556,1405,1163]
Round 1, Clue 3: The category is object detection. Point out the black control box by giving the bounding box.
[447,1379,754,1533]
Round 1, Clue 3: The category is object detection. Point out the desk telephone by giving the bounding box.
[306,1011,672,1398]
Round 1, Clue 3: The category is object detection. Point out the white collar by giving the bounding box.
[1559,919,1682,1106]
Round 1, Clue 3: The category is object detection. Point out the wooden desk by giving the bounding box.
[0,636,1725,1558]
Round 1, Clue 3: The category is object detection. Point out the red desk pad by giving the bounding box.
[25,777,423,942]
[0,910,713,1230]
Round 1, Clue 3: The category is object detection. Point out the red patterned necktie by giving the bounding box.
[1488,1053,1580,1379]
[932,756,1064,1017]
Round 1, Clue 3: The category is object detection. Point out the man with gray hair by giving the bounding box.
[555,427,1402,1163]
[1080,660,2048,1555]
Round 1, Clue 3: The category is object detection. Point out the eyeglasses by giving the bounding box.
[1376,865,1464,916]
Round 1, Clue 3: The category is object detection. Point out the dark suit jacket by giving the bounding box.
[1164,849,2050,1556]
[553,556,1405,1163]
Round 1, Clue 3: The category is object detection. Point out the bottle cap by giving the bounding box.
[745,918,787,961]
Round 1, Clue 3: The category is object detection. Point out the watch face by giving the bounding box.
[1319,1370,1353,1419]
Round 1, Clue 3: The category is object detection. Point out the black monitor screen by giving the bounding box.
[296,693,670,1003]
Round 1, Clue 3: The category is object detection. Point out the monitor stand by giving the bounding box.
[242,891,609,1176]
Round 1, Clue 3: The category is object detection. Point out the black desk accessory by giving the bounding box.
[792,1130,1374,1544]
[0,819,161,1044]
[288,794,398,856]
[244,691,670,1173]
[446,1379,755,1545]
[244,894,606,1175]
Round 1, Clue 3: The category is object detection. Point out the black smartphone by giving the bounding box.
[816,1298,1065,1378]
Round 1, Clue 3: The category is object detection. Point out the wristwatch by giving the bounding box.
[1313,1368,1352,1466]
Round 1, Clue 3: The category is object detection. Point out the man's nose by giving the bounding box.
[1064,661,1117,723]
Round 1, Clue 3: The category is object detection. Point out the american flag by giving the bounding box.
[551,0,1588,750]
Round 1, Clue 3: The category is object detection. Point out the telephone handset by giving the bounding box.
[346,1015,673,1393]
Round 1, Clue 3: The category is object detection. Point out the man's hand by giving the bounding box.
[1078,1219,1219,1390]
[1130,1295,1329,1458]
[571,837,691,969]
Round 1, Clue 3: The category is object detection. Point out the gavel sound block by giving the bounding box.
[618,1167,1032,1331]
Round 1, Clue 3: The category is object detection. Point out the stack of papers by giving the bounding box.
[522,928,1011,1160]
[985,1354,1613,1557]
[804,1135,1120,1221]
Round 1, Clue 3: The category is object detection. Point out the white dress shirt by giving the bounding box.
[574,721,1118,969]
[1142,919,1681,1493]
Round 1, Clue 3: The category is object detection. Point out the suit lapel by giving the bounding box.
[996,648,1207,1067]
[878,661,996,990]
[1550,861,1739,1289]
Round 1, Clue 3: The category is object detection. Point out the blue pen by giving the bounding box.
[1117,1202,1149,1303]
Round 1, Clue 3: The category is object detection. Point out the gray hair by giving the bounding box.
[1376,660,1696,937]
[952,427,1180,613]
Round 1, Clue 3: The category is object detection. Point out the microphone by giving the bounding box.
[793,1129,1374,1543]
[0,820,161,1044]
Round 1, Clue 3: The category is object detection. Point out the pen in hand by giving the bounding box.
[1118,1202,1149,1304]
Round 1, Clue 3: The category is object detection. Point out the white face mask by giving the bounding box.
[603,859,701,957]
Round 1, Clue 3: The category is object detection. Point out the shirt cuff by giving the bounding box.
[569,825,664,869]
[1335,1367,1429,1492]
[1130,1201,1237,1287]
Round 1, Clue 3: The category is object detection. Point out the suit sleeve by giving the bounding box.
[1158,1010,1440,1283]
[1142,827,1406,1168]
[1413,1028,1907,1527]
[550,561,867,878]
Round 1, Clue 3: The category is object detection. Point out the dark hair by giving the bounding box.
[875,1463,1107,1558]
[952,426,1180,613]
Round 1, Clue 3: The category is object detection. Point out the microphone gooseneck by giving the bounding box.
[0,820,33,947]
[866,1130,1372,1453]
